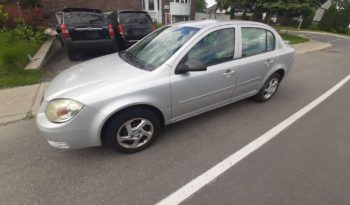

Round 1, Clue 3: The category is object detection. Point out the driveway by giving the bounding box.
[1,33,350,205]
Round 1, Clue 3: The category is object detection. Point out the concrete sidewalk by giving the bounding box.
[291,40,331,54]
[0,37,332,125]
[0,83,48,125]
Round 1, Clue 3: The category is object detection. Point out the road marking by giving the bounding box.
[156,74,350,205]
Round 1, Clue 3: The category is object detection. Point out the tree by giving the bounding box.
[0,5,8,28]
[337,3,350,33]
[196,0,207,12]
[216,0,327,22]
[319,5,337,31]
[19,0,42,9]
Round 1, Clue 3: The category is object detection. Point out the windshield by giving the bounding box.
[64,12,106,25]
[119,26,200,71]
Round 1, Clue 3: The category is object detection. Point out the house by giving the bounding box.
[40,0,195,24]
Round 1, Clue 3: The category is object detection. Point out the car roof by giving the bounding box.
[172,20,270,29]
[63,8,103,13]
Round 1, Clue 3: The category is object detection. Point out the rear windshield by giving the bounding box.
[64,12,107,25]
[120,12,152,25]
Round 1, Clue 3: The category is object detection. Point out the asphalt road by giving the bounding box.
[1,32,350,205]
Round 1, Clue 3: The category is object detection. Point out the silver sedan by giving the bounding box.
[37,20,295,153]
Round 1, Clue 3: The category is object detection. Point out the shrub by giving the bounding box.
[306,23,320,31]
[0,5,8,28]
[319,5,337,32]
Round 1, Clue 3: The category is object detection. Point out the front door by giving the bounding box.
[170,28,238,122]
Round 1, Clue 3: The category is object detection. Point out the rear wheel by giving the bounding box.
[106,109,161,153]
[254,73,281,102]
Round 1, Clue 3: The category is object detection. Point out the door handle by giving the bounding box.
[223,69,235,77]
[264,59,275,65]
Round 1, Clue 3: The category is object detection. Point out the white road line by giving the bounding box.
[156,74,350,205]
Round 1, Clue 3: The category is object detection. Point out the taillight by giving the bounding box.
[108,24,115,38]
[60,24,70,38]
[118,24,124,36]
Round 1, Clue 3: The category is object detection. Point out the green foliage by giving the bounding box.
[319,5,337,32]
[280,33,309,44]
[301,12,315,29]
[19,0,42,9]
[336,4,350,34]
[5,19,45,43]
[196,0,207,12]
[217,0,326,21]
[0,5,8,27]
[0,27,43,88]
[241,12,250,20]
[306,23,320,30]
[155,22,164,29]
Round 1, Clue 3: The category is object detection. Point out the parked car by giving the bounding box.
[37,20,295,153]
[55,8,118,60]
[105,10,154,49]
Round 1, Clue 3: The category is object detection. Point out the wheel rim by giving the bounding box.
[116,118,154,149]
[263,77,279,99]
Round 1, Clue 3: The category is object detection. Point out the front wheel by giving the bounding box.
[254,73,281,102]
[106,109,161,153]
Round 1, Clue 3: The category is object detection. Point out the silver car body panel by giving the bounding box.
[37,20,295,149]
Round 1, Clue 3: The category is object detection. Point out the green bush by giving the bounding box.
[1,47,27,72]
[306,23,320,31]
[0,5,8,28]
[241,12,250,20]
[319,5,337,32]
[301,13,315,29]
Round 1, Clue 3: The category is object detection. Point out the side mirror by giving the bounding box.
[175,59,207,74]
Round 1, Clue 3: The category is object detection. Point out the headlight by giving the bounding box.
[45,99,84,123]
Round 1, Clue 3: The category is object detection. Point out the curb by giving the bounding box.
[280,30,350,40]
[292,40,331,54]
[25,36,61,70]
[0,82,48,125]
[31,82,49,116]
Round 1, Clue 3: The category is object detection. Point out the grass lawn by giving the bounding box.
[0,31,42,89]
[279,33,309,44]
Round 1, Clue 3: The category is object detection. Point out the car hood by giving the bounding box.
[45,53,147,101]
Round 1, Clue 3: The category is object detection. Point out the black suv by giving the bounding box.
[105,10,154,49]
[56,8,117,60]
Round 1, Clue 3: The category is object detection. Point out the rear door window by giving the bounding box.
[241,27,275,57]
[120,12,152,26]
[64,12,107,25]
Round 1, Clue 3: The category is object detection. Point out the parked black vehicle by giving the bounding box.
[56,8,117,60]
[105,10,155,49]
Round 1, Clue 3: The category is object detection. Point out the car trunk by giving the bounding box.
[119,12,153,42]
[64,12,110,41]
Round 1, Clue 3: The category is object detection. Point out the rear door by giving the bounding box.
[64,12,110,41]
[119,11,153,42]
[233,27,279,100]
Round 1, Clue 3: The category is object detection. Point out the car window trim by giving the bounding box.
[240,26,276,59]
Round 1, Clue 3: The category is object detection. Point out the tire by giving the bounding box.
[67,48,78,61]
[254,73,281,102]
[106,108,161,153]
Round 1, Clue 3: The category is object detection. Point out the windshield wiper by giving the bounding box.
[119,51,155,71]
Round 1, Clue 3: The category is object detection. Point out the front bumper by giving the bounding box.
[36,101,106,150]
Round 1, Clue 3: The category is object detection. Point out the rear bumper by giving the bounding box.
[64,38,116,51]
